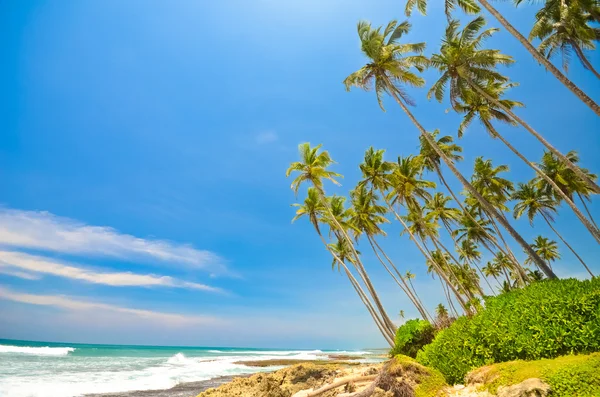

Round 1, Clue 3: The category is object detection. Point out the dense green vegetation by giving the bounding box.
[286,0,599,350]
[390,319,435,358]
[416,278,600,383]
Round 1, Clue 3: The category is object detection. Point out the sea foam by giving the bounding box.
[0,344,75,356]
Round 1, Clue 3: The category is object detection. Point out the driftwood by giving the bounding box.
[293,361,414,397]
[291,375,378,397]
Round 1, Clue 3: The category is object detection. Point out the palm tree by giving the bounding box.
[287,143,396,339]
[292,188,394,346]
[530,236,561,271]
[482,260,503,289]
[512,181,594,277]
[349,185,433,322]
[469,157,529,283]
[458,239,495,293]
[429,16,600,241]
[344,20,555,279]
[405,0,600,115]
[537,150,599,229]
[429,16,600,196]
[529,0,600,79]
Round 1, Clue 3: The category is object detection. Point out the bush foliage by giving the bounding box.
[390,319,435,358]
[416,278,600,384]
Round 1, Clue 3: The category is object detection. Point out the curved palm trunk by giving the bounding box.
[475,0,600,116]
[432,161,526,278]
[571,40,600,80]
[371,237,434,322]
[485,122,600,244]
[367,235,430,321]
[463,75,600,195]
[470,259,496,295]
[431,237,479,302]
[405,274,434,322]
[385,82,557,280]
[440,277,459,317]
[541,213,595,278]
[314,187,397,336]
[577,192,599,230]
[318,233,394,346]
[380,192,469,312]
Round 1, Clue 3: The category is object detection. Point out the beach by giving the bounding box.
[0,339,382,397]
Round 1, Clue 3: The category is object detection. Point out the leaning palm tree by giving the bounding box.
[512,181,594,277]
[287,143,396,339]
[458,239,495,293]
[343,20,554,279]
[529,236,561,271]
[349,185,433,322]
[292,188,394,346]
[529,0,600,79]
[429,17,600,241]
[405,0,600,115]
[482,260,503,289]
[429,16,600,196]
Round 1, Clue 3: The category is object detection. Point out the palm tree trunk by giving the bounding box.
[571,40,600,80]
[440,278,459,317]
[485,122,600,244]
[385,81,557,280]
[475,0,600,116]
[380,189,467,312]
[313,187,397,336]
[541,213,595,278]
[431,237,478,302]
[405,274,433,322]
[371,238,434,322]
[367,235,430,321]
[577,192,599,230]
[318,233,394,346]
[463,74,600,195]
[470,259,496,295]
[432,161,526,276]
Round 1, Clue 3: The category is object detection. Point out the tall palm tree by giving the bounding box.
[529,0,600,79]
[287,143,396,339]
[429,16,600,196]
[405,0,600,115]
[344,20,555,279]
[529,236,561,271]
[349,185,433,322]
[512,181,594,277]
[482,260,503,289]
[469,157,529,283]
[292,188,394,346]
[429,16,600,240]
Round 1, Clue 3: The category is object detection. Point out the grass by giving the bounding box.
[473,353,600,396]
[391,355,448,397]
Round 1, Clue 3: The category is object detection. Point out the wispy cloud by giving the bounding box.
[0,250,223,292]
[0,286,220,326]
[255,130,278,144]
[0,209,225,273]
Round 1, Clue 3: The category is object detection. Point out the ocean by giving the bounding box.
[0,339,379,397]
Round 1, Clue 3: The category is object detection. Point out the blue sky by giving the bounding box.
[0,0,598,349]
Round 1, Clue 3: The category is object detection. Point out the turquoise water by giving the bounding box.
[0,339,375,397]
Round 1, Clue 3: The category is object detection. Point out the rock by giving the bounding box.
[496,378,550,397]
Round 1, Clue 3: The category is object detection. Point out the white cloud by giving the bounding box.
[255,130,278,144]
[0,286,219,326]
[0,250,223,293]
[0,209,225,273]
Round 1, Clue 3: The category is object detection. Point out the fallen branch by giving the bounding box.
[291,375,378,397]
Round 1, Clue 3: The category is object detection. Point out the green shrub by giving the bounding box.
[390,319,435,358]
[417,278,600,384]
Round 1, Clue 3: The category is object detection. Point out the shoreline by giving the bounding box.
[83,374,253,397]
